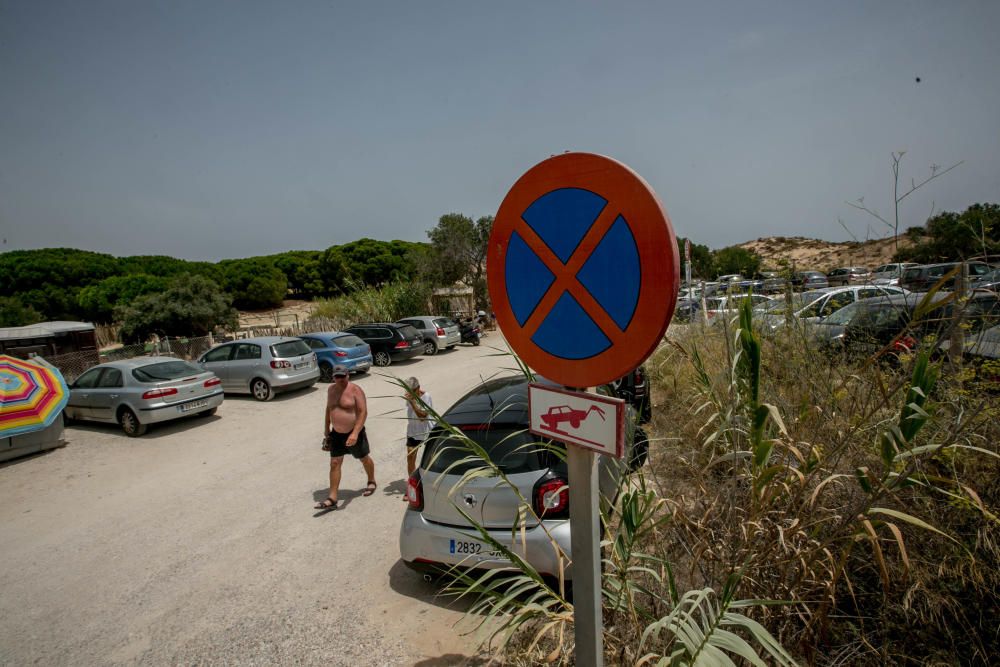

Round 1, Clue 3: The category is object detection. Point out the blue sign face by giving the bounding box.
[505,187,641,360]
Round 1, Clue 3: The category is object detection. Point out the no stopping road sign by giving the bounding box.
[487,152,679,387]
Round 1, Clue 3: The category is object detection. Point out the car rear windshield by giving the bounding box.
[271,340,311,358]
[433,318,455,328]
[396,325,419,339]
[332,335,365,348]
[132,360,204,382]
[422,427,558,476]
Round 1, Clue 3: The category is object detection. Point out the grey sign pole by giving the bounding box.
[567,444,603,667]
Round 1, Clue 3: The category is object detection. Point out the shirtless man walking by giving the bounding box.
[315,365,376,510]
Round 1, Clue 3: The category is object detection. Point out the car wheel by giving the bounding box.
[319,362,334,383]
[251,378,273,401]
[629,427,649,471]
[198,407,218,418]
[374,351,392,367]
[119,408,147,437]
[423,340,437,356]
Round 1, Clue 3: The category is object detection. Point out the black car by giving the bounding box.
[809,291,1000,357]
[899,262,991,292]
[344,322,423,367]
[610,365,652,424]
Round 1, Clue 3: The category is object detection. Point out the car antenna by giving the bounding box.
[480,373,495,410]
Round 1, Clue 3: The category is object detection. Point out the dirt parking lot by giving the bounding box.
[0,335,512,665]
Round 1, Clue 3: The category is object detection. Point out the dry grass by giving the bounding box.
[631,314,1000,665]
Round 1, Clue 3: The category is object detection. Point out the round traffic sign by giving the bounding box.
[488,152,679,387]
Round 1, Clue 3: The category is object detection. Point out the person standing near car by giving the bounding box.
[315,365,376,510]
[403,377,433,478]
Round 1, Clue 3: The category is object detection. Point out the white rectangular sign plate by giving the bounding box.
[528,383,625,458]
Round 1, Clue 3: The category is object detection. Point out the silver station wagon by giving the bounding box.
[65,356,224,437]
[197,336,319,401]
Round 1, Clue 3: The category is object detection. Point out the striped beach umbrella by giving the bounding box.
[0,355,69,437]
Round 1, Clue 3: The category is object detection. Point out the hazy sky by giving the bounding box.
[2,1,998,261]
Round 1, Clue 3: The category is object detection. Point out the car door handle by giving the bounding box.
[109,394,118,399]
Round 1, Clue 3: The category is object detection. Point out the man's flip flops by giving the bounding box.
[315,498,338,510]
[362,482,377,497]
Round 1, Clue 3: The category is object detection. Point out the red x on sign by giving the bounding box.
[488,152,679,387]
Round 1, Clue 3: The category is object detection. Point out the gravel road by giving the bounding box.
[0,335,513,666]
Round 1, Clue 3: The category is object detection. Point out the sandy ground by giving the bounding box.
[0,334,513,666]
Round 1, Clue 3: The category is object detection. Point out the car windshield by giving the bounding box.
[332,334,365,348]
[271,340,311,358]
[132,360,203,382]
[974,268,1000,283]
[422,427,556,476]
[822,300,866,326]
[758,294,806,313]
[396,324,419,339]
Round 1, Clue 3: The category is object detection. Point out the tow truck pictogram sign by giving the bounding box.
[528,383,624,458]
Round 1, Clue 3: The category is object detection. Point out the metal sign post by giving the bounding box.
[568,445,603,667]
[488,153,678,667]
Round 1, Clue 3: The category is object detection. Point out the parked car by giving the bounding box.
[672,297,702,323]
[756,285,906,331]
[344,322,423,367]
[808,291,1000,357]
[870,262,919,286]
[826,266,871,286]
[297,332,373,381]
[610,365,652,424]
[399,374,648,590]
[899,261,991,292]
[970,267,1000,292]
[395,315,461,356]
[703,293,773,323]
[65,356,224,436]
[197,336,319,401]
[791,271,830,291]
[759,271,788,294]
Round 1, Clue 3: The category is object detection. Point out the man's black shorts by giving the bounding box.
[327,427,370,459]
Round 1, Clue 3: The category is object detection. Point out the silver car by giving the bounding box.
[396,315,461,355]
[197,336,319,401]
[756,284,906,331]
[399,374,647,589]
[65,356,224,437]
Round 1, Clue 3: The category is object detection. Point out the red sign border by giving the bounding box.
[488,152,679,387]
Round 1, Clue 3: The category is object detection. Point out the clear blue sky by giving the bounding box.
[2,1,998,261]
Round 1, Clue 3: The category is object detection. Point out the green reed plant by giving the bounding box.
[646,297,999,664]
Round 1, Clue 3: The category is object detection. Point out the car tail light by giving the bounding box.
[436,327,445,336]
[395,340,410,349]
[334,350,348,357]
[893,336,917,353]
[533,477,569,519]
[406,472,423,511]
[204,378,221,388]
[142,387,178,399]
[270,360,292,369]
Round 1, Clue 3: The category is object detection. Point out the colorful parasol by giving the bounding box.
[0,354,70,437]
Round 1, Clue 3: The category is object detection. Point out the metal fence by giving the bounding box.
[47,335,216,383]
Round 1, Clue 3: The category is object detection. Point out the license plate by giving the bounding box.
[294,362,310,369]
[449,539,507,560]
[179,399,208,413]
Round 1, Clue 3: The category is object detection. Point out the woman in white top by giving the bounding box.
[404,377,433,478]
